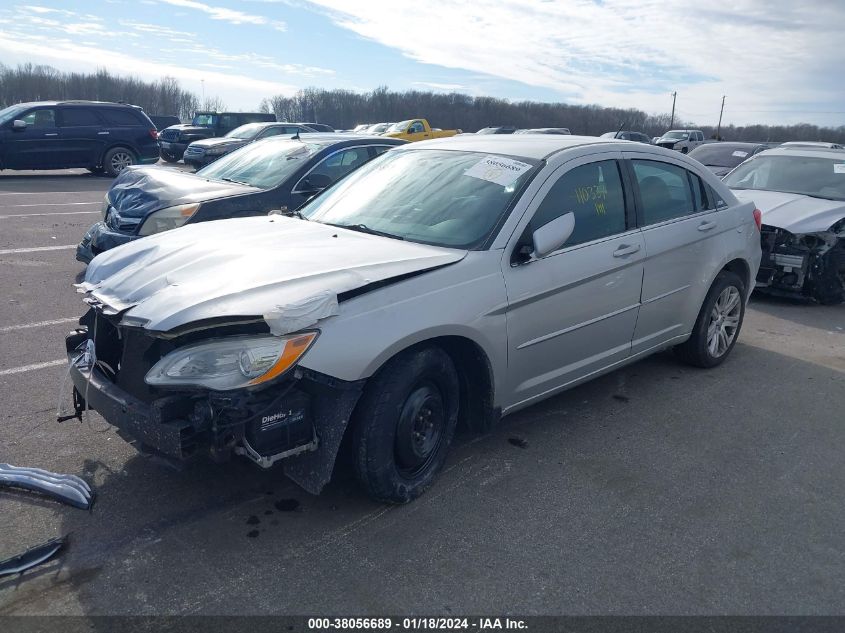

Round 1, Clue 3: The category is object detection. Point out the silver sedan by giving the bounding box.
[67,135,762,503]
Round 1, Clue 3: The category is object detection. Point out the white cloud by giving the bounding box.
[157,0,269,25]
[304,0,845,125]
[413,82,465,91]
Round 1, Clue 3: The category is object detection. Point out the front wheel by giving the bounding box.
[103,147,136,177]
[675,271,746,368]
[680,146,689,154]
[352,346,459,503]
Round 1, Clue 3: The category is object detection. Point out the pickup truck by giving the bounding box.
[382,118,461,142]
[655,129,706,153]
[157,111,276,162]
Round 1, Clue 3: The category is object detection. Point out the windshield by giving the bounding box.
[387,120,412,133]
[192,113,217,127]
[724,154,845,201]
[224,123,264,140]
[367,123,390,133]
[662,132,689,140]
[302,149,539,248]
[197,139,325,189]
[689,145,755,168]
[0,104,27,126]
[476,128,499,134]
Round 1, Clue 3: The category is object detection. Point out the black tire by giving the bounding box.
[103,147,136,177]
[159,151,179,163]
[675,271,746,368]
[681,146,689,154]
[352,346,459,503]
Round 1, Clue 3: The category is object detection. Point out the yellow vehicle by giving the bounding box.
[382,118,461,142]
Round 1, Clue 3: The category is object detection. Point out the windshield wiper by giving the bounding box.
[280,209,308,220]
[326,223,404,240]
[220,177,251,186]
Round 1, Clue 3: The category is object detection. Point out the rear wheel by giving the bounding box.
[352,346,459,503]
[675,271,746,368]
[103,147,135,177]
[159,151,179,163]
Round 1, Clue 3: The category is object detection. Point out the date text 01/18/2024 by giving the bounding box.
[307,618,528,630]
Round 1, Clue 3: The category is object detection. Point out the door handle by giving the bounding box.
[698,220,717,231]
[613,243,641,257]
[97,131,110,135]
[44,133,58,137]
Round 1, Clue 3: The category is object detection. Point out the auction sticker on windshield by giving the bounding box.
[464,155,532,186]
[732,151,749,158]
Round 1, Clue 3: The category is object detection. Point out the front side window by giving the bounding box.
[531,160,627,248]
[302,149,538,248]
[408,121,424,134]
[22,108,56,128]
[225,123,263,140]
[60,108,101,127]
[632,160,694,224]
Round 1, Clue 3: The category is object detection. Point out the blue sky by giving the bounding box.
[0,0,843,127]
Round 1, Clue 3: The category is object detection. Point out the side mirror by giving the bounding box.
[12,120,26,131]
[532,212,575,259]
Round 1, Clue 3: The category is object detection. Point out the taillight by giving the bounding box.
[753,208,762,231]
[149,128,158,140]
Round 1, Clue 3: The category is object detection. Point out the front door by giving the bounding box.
[502,155,645,411]
[3,107,61,169]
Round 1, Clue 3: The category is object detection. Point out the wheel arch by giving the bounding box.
[719,257,752,297]
[99,143,137,165]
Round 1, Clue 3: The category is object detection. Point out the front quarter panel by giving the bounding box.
[298,250,508,402]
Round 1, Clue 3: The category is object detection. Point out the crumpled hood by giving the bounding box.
[733,189,845,233]
[188,137,247,150]
[108,166,260,219]
[79,216,466,334]
[657,138,682,145]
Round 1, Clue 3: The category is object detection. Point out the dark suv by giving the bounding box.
[0,101,159,176]
[158,111,276,162]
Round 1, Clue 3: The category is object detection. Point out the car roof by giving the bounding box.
[260,133,405,147]
[403,134,628,160]
[693,141,765,149]
[10,100,138,108]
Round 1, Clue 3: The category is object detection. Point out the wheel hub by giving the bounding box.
[394,382,445,476]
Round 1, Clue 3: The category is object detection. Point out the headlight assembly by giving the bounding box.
[144,332,318,390]
[138,203,200,236]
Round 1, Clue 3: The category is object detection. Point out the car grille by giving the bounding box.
[106,208,142,234]
[657,142,677,149]
[159,129,180,142]
[184,146,204,156]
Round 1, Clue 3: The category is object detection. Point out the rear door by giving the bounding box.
[58,107,105,167]
[501,154,645,409]
[622,152,729,353]
[3,107,61,169]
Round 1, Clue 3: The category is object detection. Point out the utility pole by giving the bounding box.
[669,91,677,128]
[201,79,205,107]
[716,95,726,140]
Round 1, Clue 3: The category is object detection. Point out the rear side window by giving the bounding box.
[632,160,694,224]
[298,148,370,190]
[60,108,101,127]
[531,160,627,248]
[688,172,712,211]
[101,109,143,126]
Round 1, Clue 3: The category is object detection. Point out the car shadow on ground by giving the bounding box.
[749,291,845,332]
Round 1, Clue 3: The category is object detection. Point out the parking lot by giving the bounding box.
[0,168,843,616]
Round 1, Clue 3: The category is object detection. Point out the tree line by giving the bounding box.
[2,64,843,143]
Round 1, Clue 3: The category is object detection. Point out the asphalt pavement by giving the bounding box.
[0,167,843,616]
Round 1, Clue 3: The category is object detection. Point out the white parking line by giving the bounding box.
[0,245,76,255]
[1,202,100,208]
[0,211,100,219]
[0,318,79,333]
[0,359,65,376]
[0,191,103,196]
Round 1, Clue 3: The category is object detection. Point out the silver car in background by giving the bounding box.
[66,135,762,503]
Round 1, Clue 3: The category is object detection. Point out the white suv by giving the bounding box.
[656,129,706,153]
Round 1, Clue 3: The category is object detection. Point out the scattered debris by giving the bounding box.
[246,515,260,526]
[246,530,260,538]
[0,536,66,577]
[508,437,528,449]
[612,394,630,402]
[0,463,93,510]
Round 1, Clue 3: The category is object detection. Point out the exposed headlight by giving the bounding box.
[138,203,200,236]
[204,146,227,155]
[101,193,110,220]
[145,333,318,390]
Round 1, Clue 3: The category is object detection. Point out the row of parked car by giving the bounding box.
[44,100,843,504]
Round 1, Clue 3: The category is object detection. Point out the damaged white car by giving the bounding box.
[65,135,761,503]
[725,146,845,304]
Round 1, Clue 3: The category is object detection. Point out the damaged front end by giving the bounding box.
[63,308,363,494]
[756,222,845,304]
